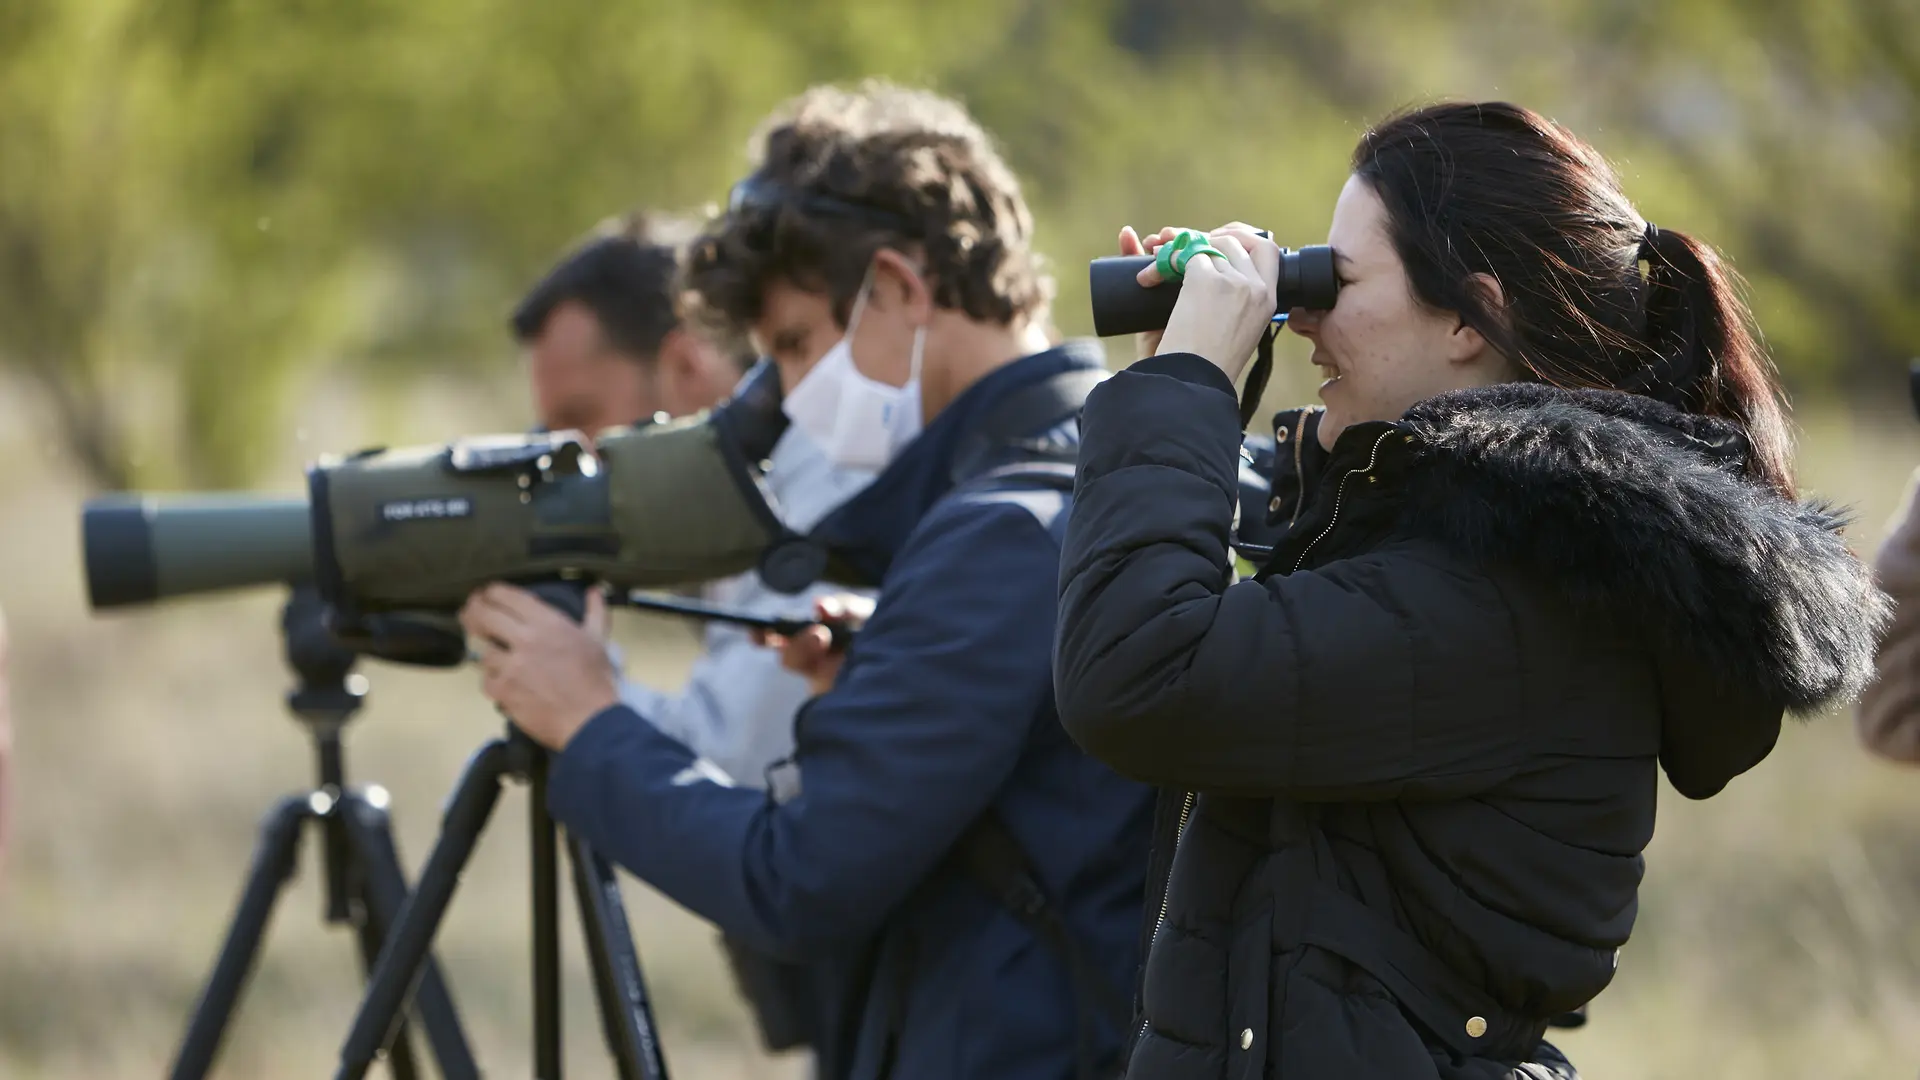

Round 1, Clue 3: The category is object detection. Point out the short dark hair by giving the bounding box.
[1353,101,1794,498]
[682,80,1051,338]
[511,212,696,361]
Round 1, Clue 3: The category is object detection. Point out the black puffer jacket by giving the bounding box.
[1054,355,1888,1080]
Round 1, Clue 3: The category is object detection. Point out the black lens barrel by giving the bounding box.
[81,493,315,610]
[83,496,161,608]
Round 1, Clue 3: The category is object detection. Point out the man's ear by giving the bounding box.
[652,328,709,400]
[1448,272,1508,366]
[653,326,738,411]
[869,248,933,326]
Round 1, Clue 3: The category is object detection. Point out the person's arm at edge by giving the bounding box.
[1858,467,1920,763]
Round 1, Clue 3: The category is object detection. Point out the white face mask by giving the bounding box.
[781,266,926,471]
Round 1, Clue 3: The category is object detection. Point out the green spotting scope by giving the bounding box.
[82,362,845,620]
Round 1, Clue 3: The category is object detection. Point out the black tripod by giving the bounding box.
[169,588,478,1080]
[334,583,669,1080]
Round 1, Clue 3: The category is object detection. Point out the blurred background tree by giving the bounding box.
[0,0,1911,489]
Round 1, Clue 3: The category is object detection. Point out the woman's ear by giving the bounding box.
[1447,272,1508,367]
[869,248,933,326]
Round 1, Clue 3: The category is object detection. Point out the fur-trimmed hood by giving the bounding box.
[1260,384,1889,796]
[1391,384,1888,719]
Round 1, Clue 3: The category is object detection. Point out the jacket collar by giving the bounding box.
[1254,382,1886,800]
[1266,382,1884,716]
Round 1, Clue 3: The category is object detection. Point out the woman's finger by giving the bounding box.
[1135,227,1170,286]
[1140,226,1187,254]
[1208,233,1258,284]
[1180,244,1222,285]
[1198,232,1259,290]
[1136,226,1200,287]
[1119,225,1145,257]
[1212,225,1280,292]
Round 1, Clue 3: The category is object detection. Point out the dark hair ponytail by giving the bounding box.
[1354,102,1795,499]
[1638,223,1793,497]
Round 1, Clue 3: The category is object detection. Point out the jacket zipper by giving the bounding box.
[1290,431,1393,574]
[1138,790,1197,1041]
[1287,417,1308,527]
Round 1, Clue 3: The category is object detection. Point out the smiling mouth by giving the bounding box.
[1312,354,1342,391]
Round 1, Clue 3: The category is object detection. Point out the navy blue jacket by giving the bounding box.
[549,343,1154,1080]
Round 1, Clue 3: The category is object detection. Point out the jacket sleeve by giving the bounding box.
[547,499,1057,958]
[1056,355,1532,801]
[613,575,873,788]
[1857,467,1920,764]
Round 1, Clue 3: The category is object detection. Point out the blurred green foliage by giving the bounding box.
[1,0,1914,488]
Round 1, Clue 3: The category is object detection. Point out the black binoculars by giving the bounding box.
[1088,244,1340,338]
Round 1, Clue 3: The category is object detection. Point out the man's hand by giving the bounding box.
[458,584,620,751]
[755,594,873,697]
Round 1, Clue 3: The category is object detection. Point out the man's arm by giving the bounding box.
[1859,468,1920,762]
[546,501,1058,958]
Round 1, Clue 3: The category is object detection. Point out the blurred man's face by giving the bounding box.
[524,300,736,437]
[526,301,628,434]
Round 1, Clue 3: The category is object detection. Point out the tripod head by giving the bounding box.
[282,586,367,735]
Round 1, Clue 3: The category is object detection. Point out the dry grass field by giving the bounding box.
[2,370,1918,1078]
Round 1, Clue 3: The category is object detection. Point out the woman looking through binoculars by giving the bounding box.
[1054,101,1889,1079]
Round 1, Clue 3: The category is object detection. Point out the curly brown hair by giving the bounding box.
[681,80,1051,338]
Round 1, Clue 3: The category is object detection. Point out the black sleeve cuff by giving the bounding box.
[1129,353,1237,398]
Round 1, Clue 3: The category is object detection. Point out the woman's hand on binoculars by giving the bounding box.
[1119,226,1169,360]
[459,584,621,752]
[1129,223,1280,382]
[755,593,873,698]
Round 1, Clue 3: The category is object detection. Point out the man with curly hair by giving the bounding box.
[460,82,1152,1080]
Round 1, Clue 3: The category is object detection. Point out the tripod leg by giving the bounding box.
[530,746,563,1079]
[326,795,421,1080]
[571,840,636,1080]
[570,834,669,1080]
[169,795,311,1080]
[334,739,515,1080]
[341,792,481,1080]
[346,890,424,1080]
